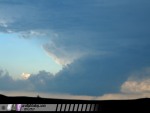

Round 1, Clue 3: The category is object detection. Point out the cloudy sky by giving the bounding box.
[0,0,150,100]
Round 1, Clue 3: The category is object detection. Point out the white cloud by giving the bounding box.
[121,67,150,93]
[121,79,150,93]
[96,78,150,100]
[97,68,150,100]
[42,42,86,66]
[21,73,31,80]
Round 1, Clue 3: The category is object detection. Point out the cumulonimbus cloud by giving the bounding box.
[0,0,150,98]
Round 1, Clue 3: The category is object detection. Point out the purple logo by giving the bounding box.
[16,104,22,111]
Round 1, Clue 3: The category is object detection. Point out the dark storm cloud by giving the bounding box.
[1,45,150,96]
[0,0,150,96]
[34,48,150,96]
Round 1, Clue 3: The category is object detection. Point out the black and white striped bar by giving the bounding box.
[55,104,98,111]
[0,104,98,111]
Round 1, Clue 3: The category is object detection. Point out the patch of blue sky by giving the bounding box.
[0,33,62,78]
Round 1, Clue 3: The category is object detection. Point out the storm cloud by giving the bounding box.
[0,0,150,97]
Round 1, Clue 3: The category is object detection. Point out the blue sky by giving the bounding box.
[0,33,62,78]
[0,0,150,99]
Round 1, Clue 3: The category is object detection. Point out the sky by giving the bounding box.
[0,0,150,99]
[0,33,62,78]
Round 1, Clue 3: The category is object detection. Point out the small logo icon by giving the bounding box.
[7,104,13,111]
[7,104,22,111]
